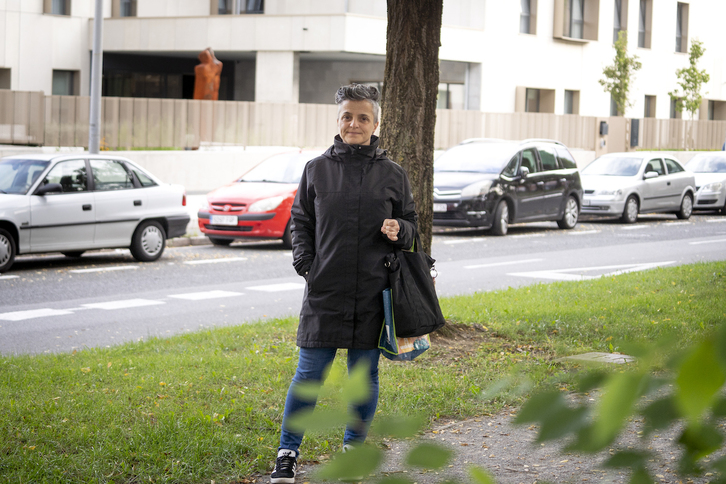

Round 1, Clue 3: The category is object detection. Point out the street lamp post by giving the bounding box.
[88,0,103,154]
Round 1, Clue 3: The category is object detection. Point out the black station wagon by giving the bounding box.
[432,139,583,235]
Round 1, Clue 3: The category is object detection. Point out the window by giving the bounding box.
[525,88,540,113]
[564,90,579,114]
[43,160,88,193]
[130,167,157,187]
[45,0,70,15]
[437,83,465,110]
[638,0,652,48]
[670,98,682,119]
[555,147,578,169]
[554,0,599,42]
[664,158,685,174]
[503,154,520,177]
[706,100,726,121]
[218,0,232,14]
[613,0,627,44]
[52,70,77,95]
[243,0,264,14]
[0,68,9,89]
[538,146,560,171]
[644,95,656,118]
[90,160,134,191]
[520,0,537,34]
[645,159,665,176]
[676,3,689,53]
[120,0,136,17]
[610,95,619,116]
[521,149,538,174]
[517,87,555,113]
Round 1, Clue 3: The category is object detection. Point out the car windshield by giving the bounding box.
[239,152,320,184]
[582,156,642,176]
[0,158,50,194]
[687,155,726,173]
[434,143,517,174]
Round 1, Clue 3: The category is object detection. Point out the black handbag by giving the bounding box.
[384,234,446,338]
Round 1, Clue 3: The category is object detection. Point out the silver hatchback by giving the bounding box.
[580,152,696,223]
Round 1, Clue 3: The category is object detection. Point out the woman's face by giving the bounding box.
[337,100,379,146]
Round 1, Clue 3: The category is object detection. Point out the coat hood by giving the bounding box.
[325,135,388,162]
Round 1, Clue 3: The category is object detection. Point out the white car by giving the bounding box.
[580,152,696,224]
[686,152,726,213]
[0,154,190,272]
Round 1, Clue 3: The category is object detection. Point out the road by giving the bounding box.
[1,212,725,355]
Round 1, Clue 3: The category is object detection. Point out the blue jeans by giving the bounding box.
[279,347,381,453]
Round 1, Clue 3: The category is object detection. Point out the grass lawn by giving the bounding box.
[1,261,724,483]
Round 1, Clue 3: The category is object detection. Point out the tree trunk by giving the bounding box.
[379,0,443,256]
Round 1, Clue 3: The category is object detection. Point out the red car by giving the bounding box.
[198,150,322,248]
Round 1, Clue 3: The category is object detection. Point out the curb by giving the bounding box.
[167,236,211,247]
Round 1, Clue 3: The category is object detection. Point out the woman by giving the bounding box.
[270,84,418,484]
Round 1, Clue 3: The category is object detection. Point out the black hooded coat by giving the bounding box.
[290,135,418,349]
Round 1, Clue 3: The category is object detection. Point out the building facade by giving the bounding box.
[1,0,725,120]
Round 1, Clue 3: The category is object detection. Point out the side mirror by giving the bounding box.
[520,166,530,178]
[643,171,659,180]
[35,183,63,195]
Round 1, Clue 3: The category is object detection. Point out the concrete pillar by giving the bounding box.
[465,63,481,111]
[255,51,300,103]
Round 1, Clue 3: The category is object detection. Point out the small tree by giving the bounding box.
[599,31,642,116]
[669,39,710,150]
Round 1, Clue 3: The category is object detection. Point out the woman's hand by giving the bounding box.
[381,219,400,241]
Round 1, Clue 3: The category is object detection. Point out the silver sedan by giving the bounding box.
[580,152,696,223]
[686,152,726,213]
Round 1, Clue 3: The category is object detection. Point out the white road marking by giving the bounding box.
[689,238,726,245]
[0,275,19,280]
[510,261,676,281]
[82,299,166,310]
[665,222,691,226]
[569,230,599,235]
[443,238,486,245]
[465,258,543,270]
[510,233,546,238]
[70,266,138,273]
[0,308,74,321]
[706,219,726,223]
[246,282,306,292]
[183,257,248,265]
[620,225,649,230]
[169,290,243,300]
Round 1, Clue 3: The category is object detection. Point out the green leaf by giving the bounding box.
[629,467,654,484]
[371,414,426,439]
[678,422,724,461]
[468,466,496,484]
[405,442,453,470]
[284,407,349,433]
[641,396,679,436]
[675,339,726,422]
[378,477,415,484]
[713,396,726,418]
[537,406,589,443]
[711,456,726,474]
[315,444,383,481]
[577,370,608,393]
[290,380,323,401]
[341,361,371,405]
[514,391,565,424]
[602,450,650,469]
[590,372,647,449]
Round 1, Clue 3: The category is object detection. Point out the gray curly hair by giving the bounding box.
[335,84,381,123]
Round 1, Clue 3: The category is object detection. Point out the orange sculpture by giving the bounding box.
[193,48,223,100]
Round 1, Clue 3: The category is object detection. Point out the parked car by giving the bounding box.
[0,154,190,273]
[580,152,696,223]
[197,150,323,248]
[432,138,583,235]
[686,152,726,213]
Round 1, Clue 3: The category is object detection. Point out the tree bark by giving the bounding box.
[380,0,443,256]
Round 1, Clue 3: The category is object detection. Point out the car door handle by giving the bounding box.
[559,178,567,183]
[134,200,142,206]
[537,181,544,187]
[82,204,92,211]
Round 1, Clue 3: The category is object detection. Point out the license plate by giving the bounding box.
[433,203,448,213]
[210,215,238,226]
[582,199,590,207]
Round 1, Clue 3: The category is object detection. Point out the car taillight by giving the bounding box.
[182,192,187,206]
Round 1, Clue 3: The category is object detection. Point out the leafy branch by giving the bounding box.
[599,31,642,116]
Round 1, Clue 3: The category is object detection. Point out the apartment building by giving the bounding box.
[1,0,725,120]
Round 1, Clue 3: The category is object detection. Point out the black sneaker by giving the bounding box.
[270,449,297,484]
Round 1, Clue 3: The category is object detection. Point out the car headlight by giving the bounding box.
[701,182,724,193]
[595,189,623,196]
[461,180,493,199]
[248,196,284,212]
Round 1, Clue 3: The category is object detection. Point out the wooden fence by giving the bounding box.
[2,90,725,151]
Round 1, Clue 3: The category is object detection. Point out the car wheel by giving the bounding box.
[557,196,579,229]
[491,201,509,236]
[130,220,166,262]
[281,220,293,249]
[61,251,85,258]
[0,228,16,273]
[621,196,639,224]
[209,237,233,246]
[676,193,693,220]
